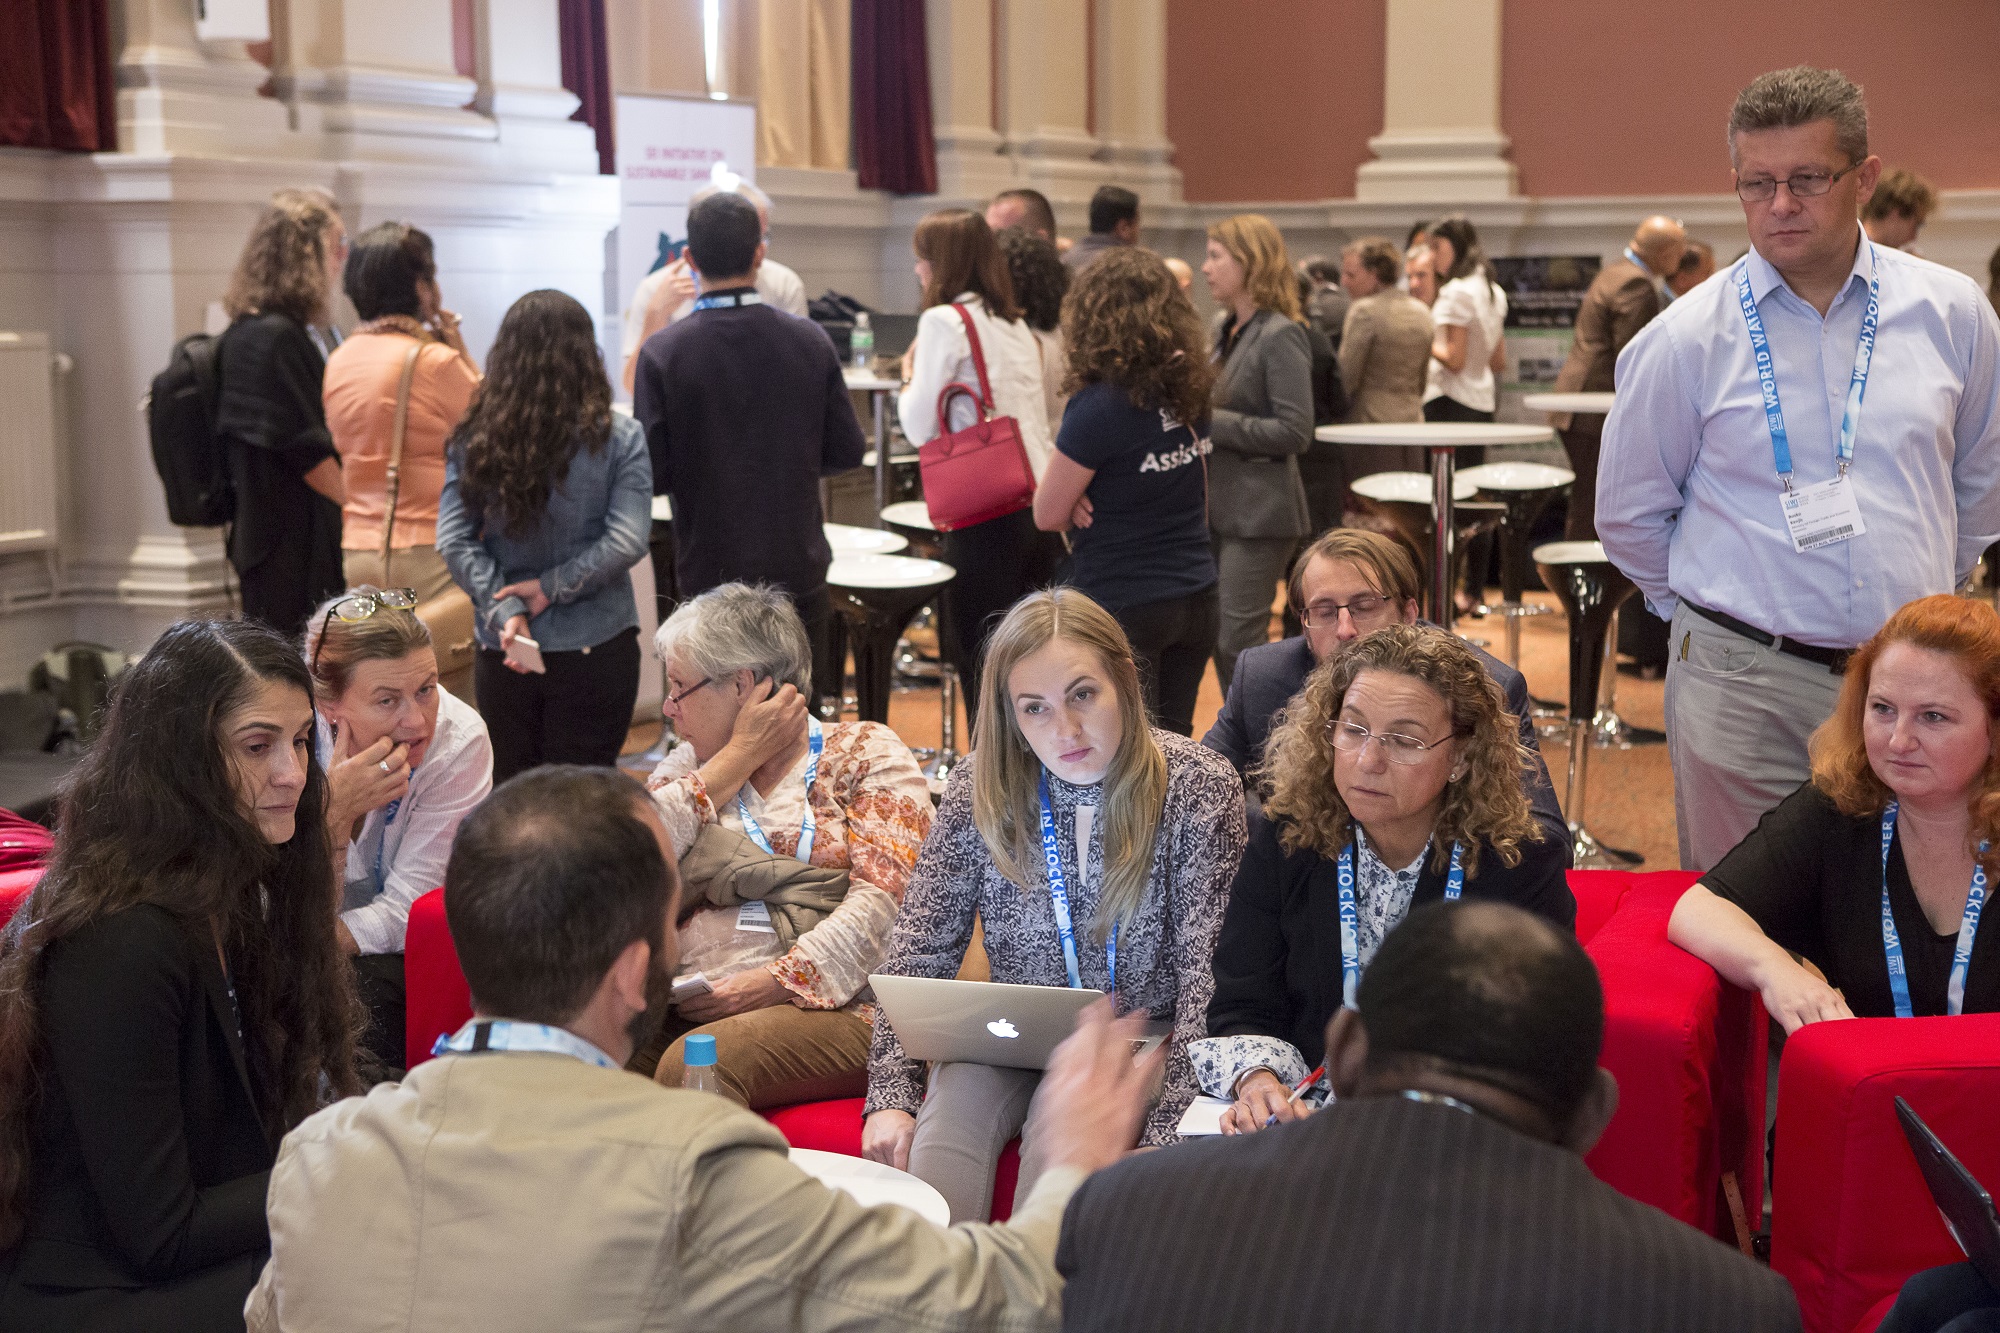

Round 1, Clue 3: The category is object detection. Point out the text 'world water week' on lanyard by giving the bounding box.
[736,717,824,864]
[1880,801,1990,1017]
[1734,243,1879,554]
[1337,836,1464,1009]
[1039,771,1117,992]
[691,291,764,312]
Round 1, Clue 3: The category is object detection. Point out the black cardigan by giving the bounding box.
[4,905,273,1301]
[1207,805,1575,1069]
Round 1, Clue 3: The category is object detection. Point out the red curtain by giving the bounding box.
[558,0,615,175]
[0,0,117,152]
[853,0,937,195]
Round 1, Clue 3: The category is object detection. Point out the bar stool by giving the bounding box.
[879,501,963,779]
[1349,471,1476,615]
[824,522,908,557]
[1458,462,1572,668]
[827,552,957,728]
[1533,540,1644,869]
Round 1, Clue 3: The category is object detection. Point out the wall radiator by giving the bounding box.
[0,333,59,556]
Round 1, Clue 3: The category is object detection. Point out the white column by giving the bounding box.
[995,0,1099,197]
[115,0,293,157]
[473,0,600,172]
[272,0,495,160]
[1092,0,1180,203]
[924,0,1009,200]
[1355,0,1517,203]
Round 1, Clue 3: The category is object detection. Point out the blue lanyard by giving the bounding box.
[1037,771,1117,992]
[1880,802,1990,1018]
[736,717,823,863]
[432,1018,618,1069]
[692,290,762,312]
[1733,243,1880,487]
[369,796,403,893]
[1338,834,1463,1009]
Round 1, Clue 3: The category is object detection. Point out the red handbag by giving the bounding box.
[916,303,1036,532]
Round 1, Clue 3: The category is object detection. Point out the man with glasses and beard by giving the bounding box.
[246,766,1163,1333]
[1597,65,2000,872]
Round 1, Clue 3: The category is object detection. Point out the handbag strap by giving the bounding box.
[379,340,423,570]
[950,302,996,413]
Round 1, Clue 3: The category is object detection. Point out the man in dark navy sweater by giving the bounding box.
[633,191,865,703]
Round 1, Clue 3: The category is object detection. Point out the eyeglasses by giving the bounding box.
[664,676,713,708]
[1734,162,1859,204]
[310,588,419,682]
[1299,594,1391,628]
[1327,719,1462,765]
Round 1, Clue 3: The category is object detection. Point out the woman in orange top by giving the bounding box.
[323,223,481,600]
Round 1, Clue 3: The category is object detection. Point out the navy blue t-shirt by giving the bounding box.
[1056,381,1218,612]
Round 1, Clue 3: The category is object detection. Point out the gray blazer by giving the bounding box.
[1207,309,1314,540]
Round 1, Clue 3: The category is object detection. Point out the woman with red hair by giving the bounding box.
[1670,595,2000,1031]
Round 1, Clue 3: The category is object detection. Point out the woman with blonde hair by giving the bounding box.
[1200,213,1315,693]
[1033,247,1219,736]
[1671,595,2000,1031]
[217,186,350,635]
[862,588,1244,1221]
[1198,623,1570,1134]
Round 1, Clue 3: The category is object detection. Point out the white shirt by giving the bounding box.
[1425,273,1507,412]
[320,688,494,955]
[1597,226,2000,647]
[619,257,810,364]
[897,292,1055,479]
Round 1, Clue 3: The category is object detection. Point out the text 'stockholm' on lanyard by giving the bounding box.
[1879,801,1989,1017]
[1038,771,1117,992]
[738,717,824,863]
[1734,244,1879,553]
[1337,834,1464,1009]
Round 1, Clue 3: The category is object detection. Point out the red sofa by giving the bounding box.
[1772,1013,2000,1333]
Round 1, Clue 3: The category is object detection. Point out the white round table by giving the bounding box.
[1520,391,1616,416]
[1315,422,1557,622]
[790,1148,951,1227]
[824,522,908,555]
[1458,461,1575,493]
[845,370,905,524]
[1350,471,1477,504]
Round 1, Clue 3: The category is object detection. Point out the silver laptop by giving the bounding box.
[869,975,1108,1071]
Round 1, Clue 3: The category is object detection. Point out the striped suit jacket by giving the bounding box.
[1056,1095,1801,1333]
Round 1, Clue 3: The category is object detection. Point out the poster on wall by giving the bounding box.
[1491,255,1600,427]
[612,93,758,333]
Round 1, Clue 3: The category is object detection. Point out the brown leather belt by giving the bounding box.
[1684,601,1853,675]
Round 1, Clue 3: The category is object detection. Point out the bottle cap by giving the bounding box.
[685,1033,718,1066]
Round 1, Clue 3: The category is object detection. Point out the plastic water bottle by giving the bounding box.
[681,1033,721,1094]
[850,311,874,370]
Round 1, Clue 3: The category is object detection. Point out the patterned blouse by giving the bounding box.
[647,721,934,1013]
[1188,828,1430,1100]
[865,729,1247,1145]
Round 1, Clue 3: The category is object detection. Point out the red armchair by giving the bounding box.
[1772,1014,2000,1333]
[1573,869,1768,1245]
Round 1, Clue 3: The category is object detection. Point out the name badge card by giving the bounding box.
[1780,474,1866,553]
[736,901,776,933]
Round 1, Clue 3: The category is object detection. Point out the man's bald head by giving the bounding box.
[1631,215,1688,276]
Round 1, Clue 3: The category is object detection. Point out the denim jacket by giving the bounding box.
[436,412,653,652]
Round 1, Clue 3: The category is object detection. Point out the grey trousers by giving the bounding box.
[1212,535,1298,695]
[1664,602,1844,872]
[908,1062,1058,1225]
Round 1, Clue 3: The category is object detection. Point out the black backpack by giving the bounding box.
[147,328,232,527]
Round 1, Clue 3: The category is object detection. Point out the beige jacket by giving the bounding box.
[246,1050,1082,1332]
[680,822,852,949]
[1339,290,1434,426]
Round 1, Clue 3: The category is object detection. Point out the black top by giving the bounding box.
[216,313,338,574]
[6,905,273,1295]
[1207,803,1575,1070]
[1055,382,1218,613]
[1056,1095,1802,1333]
[1705,783,1999,1018]
[632,290,867,600]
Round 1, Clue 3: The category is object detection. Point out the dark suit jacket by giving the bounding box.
[1201,631,1569,851]
[1207,803,1575,1069]
[1,905,273,1314]
[1056,1096,1803,1333]
[1208,310,1314,540]
[1551,258,1664,428]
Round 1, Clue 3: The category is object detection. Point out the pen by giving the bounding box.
[1263,1065,1325,1127]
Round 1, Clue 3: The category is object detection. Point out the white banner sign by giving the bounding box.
[613,94,758,325]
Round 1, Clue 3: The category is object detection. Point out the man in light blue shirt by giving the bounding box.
[1598,65,2000,871]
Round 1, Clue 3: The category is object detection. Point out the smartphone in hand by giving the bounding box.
[504,634,547,675]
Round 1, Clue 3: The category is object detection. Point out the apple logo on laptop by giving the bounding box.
[987,1019,1020,1039]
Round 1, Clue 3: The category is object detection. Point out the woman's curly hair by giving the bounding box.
[450,289,612,538]
[996,227,1068,332]
[1060,247,1215,430]
[224,187,340,326]
[1252,623,1541,877]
